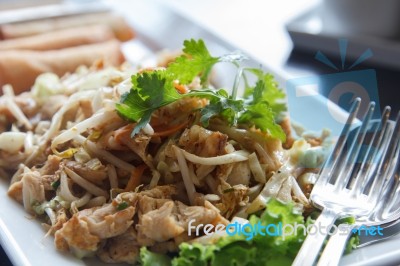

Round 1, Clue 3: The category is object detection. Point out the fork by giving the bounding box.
[316,110,400,266]
[292,99,393,266]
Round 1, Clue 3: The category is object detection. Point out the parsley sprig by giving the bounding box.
[116,39,286,141]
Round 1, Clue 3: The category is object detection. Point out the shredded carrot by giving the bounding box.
[150,115,164,127]
[152,121,188,137]
[174,81,189,94]
[114,120,187,139]
[114,124,135,143]
[124,164,147,192]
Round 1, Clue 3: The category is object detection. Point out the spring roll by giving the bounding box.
[0,24,115,51]
[0,12,135,42]
[0,40,125,94]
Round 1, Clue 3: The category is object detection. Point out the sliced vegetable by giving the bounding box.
[116,201,129,211]
[152,121,189,137]
[140,247,172,266]
[51,180,60,190]
[124,164,147,192]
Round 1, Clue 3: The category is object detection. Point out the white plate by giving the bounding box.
[0,1,398,265]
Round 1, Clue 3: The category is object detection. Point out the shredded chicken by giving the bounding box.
[216,180,249,219]
[37,155,62,176]
[7,180,23,203]
[118,132,152,168]
[179,125,228,157]
[18,168,46,213]
[55,203,135,253]
[97,227,140,264]
[138,201,185,242]
[65,159,107,185]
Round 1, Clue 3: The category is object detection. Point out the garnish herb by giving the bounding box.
[51,180,60,190]
[116,201,129,210]
[116,39,286,142]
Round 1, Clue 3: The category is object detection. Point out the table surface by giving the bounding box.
[1,0,400,265]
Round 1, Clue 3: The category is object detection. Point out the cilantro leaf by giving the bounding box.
[167,39,219,85]
[136,71,182,106]
[115,90,147,122]
[238,101,286,142]
[235,68,287,141]
[200,103,223,127]
[245,68,287,118]
[252,80,264,103]
[132,111,153,136]
[115,71,183,136]
[189,89,244,127]
[116,201,129,210]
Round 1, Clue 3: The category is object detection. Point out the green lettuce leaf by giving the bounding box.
[140,247,172,266]
[171,198,305,266]
[139,199,358,265]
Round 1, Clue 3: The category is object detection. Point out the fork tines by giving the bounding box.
[317,99,398,200]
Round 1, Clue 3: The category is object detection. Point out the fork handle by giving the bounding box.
[317,225,354,266]
[292,208,338,266]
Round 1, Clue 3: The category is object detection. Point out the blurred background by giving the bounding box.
[1,0,399,110]
[158,0,400,118]
[1,0,400,265]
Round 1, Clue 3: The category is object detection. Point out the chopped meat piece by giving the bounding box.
[7,180,23,203]
[65,159,107,185]
[150,240,178,254]
[138,185,177,199]
[52,208,68,233]
[55,215,100,253]
[20,169,45,213]
[179,125,228,157]
[32,155,62,190]
[115,185,177,208]
[138,195,171,215]
[116,131,152,168]
[137,201,185,242]
[8,156,60,199]
[216,180,249,219]
[55,203,135,254]
[176,201,220,228]
[79,204,135,239]
[97,227,140,264]
[37,155,61,176]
